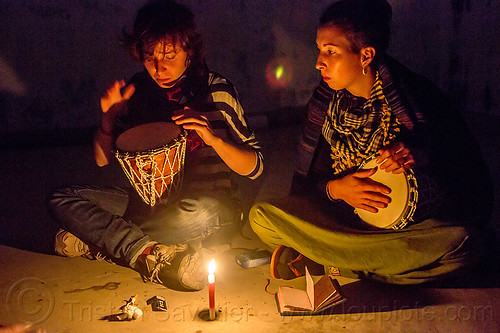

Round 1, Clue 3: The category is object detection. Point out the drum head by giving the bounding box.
[356,156,410,229]
[116,122,181,153]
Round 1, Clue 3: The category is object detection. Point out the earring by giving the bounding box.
[362,66,368,75]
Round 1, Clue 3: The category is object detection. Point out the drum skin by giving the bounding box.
[355,154,418,229]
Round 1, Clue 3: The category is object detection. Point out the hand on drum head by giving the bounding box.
[100,80,136,114]
[172,107,218,146]
[328,168,392,213]
[377,142,415,174]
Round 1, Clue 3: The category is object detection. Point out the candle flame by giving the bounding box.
[208,259,216,274]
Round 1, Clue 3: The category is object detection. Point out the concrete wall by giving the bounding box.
[0,0,498,134]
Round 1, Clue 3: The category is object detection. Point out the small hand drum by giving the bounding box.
[115,122,187,206]
[355,154,418,229]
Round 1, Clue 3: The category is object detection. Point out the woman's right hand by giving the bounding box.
[100,80,135,114]
[327,168,392,213]
[99,80,135,134]
[94,80,134,166]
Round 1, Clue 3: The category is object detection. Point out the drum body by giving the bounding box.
[115,122,187,206]
[355,154,418,229]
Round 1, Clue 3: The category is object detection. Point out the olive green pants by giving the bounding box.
[249,197,483,284]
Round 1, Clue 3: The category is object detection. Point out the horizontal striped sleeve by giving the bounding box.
[213,100,253,141]
[208,72,264,179]
[208,75,256,142]
[246,150,264,180]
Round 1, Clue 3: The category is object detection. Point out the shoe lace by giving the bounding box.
[145,249,174,285]
[94,252,106,260]
[94,252,114,263]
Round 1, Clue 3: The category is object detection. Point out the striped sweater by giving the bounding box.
[114,70,263,197]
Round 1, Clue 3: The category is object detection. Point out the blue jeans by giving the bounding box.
[47,185,240,266]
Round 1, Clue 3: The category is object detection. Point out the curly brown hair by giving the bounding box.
[122,0,206,79]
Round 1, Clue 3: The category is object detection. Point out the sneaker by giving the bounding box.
[270,245,325,280]
[54,229,107,261]
[141,243,205,291]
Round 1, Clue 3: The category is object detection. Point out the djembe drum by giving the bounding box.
[115,122,187,206]
[355,153,418,229]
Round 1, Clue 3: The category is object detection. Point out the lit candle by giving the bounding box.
[208,259,216,320]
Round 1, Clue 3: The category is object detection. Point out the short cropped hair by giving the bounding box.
[320,0,392,55]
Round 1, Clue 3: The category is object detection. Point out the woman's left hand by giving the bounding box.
[376,142,415,174]
[172,107,218,146]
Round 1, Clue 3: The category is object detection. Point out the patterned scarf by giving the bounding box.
[296,56,423,178]
[322,72,401,174]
